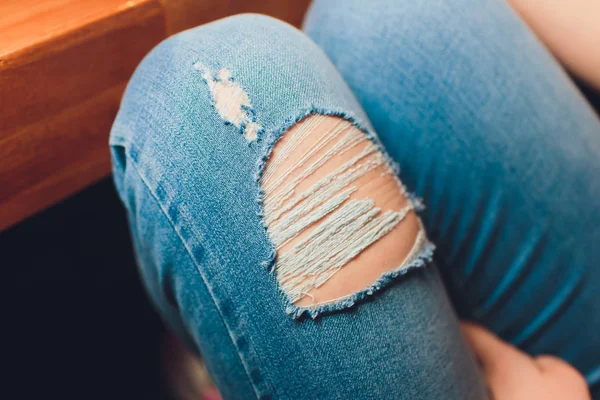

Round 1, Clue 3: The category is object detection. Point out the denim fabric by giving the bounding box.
[305,0,600,396]
[109,14,487,400]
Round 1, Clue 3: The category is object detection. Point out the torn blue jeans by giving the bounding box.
[109,2,600,399]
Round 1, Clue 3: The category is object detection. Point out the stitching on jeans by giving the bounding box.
[117,147,268,399]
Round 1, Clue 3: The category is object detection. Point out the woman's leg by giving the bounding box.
[304,0,600,395]
[110,14,487,400]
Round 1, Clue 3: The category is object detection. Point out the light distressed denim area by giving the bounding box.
[109,14,486,400]
[305,0,600,397]
[110,1,600,399]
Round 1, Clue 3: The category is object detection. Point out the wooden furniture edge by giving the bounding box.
[0,0,309,232]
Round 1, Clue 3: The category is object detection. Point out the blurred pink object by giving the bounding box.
[201,387,222,400]
[163,334,222,400]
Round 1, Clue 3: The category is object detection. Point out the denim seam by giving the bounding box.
[121,145,268,400]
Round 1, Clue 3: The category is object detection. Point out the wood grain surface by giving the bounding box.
[0,0,310,231]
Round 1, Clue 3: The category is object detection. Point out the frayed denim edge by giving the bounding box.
[253,106,432,320]
[287,242,435,319]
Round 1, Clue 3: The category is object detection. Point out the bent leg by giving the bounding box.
[110,14,487,400]
[304,0,600,394]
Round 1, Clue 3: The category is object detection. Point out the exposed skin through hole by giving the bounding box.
[262,115,421,307]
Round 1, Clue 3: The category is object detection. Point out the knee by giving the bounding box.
[109,12,365,213]
[111,13,329,149]
[110,14,306,166]
[110,11,363,167]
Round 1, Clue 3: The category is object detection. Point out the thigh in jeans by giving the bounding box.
[305,0,600,395]
[110,14,487,400]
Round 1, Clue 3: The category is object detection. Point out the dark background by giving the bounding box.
[2,80,598,400]
[2,179,169,400]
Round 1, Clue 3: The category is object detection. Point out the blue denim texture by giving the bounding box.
[109,14,486,400]
[109,1,600,398]
[306,0,600,395]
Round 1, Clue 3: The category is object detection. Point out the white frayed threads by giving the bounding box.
[262,116,420,304]
[194,62,261,141]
